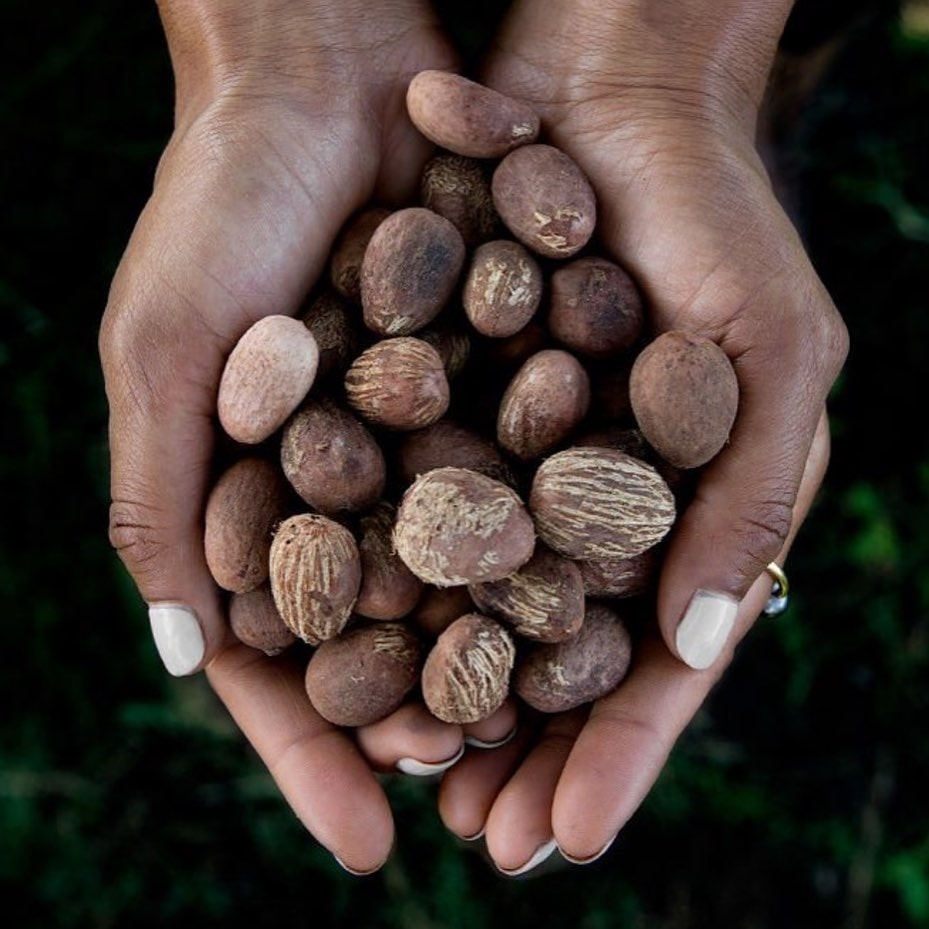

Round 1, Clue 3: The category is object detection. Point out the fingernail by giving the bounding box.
[148,602,205,676]
[464,726,518,750]
[497,839,558,877]
[333,856,379,876]
[675,590,738,670]
[396,744,465,776]
[460,826,485,842]
[559,834,616,865]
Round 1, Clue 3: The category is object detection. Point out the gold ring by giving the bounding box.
[763,562,789,617]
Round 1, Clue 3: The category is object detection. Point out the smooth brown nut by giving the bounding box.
[269,513,361,645]
[469,544,584,643]
[360,207,465,336]
[305,621,423,727]
[280,399,386,516]
[514,602,632,713]
[578,549,658,599]
[420,154,498,248]
[411,585,475,639]
[497,349,591,461]
[355,502,424,621]
[204,457,291,593]
[418,322,472,380]
[407,71,540,159]
[492,145,596,259]
[529,447,676,560]
[300,290,360,380]
[463,240,543,338]
[629,330,739,469]
[229,583,297,656]
[548,257,644,359]
[344,337,450,430]
[217,315,320,444]
[421,613,515,723]
[330,206,391,302]
[394,467,535,586]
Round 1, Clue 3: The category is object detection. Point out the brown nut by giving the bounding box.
[463,240,543,338]
[280,398,386,516]
[514,602,632,713]
[578,548,658,599]
[360,207,465,336]
[299,289,360,381]
[355,502,424,621]
[329,206,391,302]
[421,613,515,723]
[217,315,320,444]
[497,349,591,461]
[229,583,297,656]
[548,257,644,359]
[529,447,676,560]
[420,154,498,248]
[269,513,362,645]
[418,321,472,380]
[406,70,540,159]
[411,585,475,639]
[629,330,739,469]
[204,457,291,593]
[344,337,450,431]
[305,621,423,727]
[394,467,536,586]
[468,544,584,643]
[491,145,596,259]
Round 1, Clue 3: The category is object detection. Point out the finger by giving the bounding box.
[463,699,519,748]
[206,645,394,874]
[552,410,831,862]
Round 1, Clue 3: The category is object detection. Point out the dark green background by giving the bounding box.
[2,2,928,926]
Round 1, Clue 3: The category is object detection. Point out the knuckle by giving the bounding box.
[108,498,169,583]
[730,496,794,586]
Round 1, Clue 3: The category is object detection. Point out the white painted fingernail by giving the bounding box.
[464,726,517,749]
[559,834,616,865]
[148,603,205,676]
[333,856,379,876]
[396,744,465,776]
[675,590,738,670]
[460,826,485,842]
[498,839,558,877]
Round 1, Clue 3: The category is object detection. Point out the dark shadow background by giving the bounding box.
[2,1,928,926]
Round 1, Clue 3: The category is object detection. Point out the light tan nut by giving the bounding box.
[529,447,676,560]
[299,290,360,381]
[463,239,543,338]
[360,207,465,336]
[229,583,297,656]
[514,602,632,713]
[330,207,391,302]
[217,315,319,444]
[420,154,498,248]
[305,621,423,727]
[394,467,535,586]
[421,613,515,724]
[269,513,361,645]
[406,70,540,159]
[629,330,739,469]
[469,544,584,643]
[280,398,386,516]
[344,337,450,431]
[204,457,291,593]
[497,349,591,461]
[491,145,596,259]
[578,549,658,599]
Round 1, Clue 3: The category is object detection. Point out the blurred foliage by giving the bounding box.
[2,1,928,927]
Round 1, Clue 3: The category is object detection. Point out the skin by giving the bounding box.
[99,0,848,874]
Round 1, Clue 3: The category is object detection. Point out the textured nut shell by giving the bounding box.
[578,548,658,599]
[360,207,465,336]
[492,145,596,259]
[229,584,297,655]
[305,622,422,727]
[330,207,391,301]
[420,154,498,247]
[300,290,359,380]
[469,545,584,642]
[204,457,291,593]
[344,337,450,430]
[463,240,543,338]
[355,502,424,620]
[280,399,386,515]
[514,602,632,713]
[548,257,644,359]
[421,613,515,723]
[497,349,591,461]
[529,447,676,560]
[269,513,362,645]
[407,71,540,159]
[394,467,535,586]
[629,330,739,469]
[217,315,320,444]
[412,585,475,639]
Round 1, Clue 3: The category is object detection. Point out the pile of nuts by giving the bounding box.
[204,71,739,730]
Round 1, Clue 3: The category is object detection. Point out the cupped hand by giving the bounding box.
[98,0,458,873]
[439,0,849,871]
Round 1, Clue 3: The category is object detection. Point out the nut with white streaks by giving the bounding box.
[463,240,542,338]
